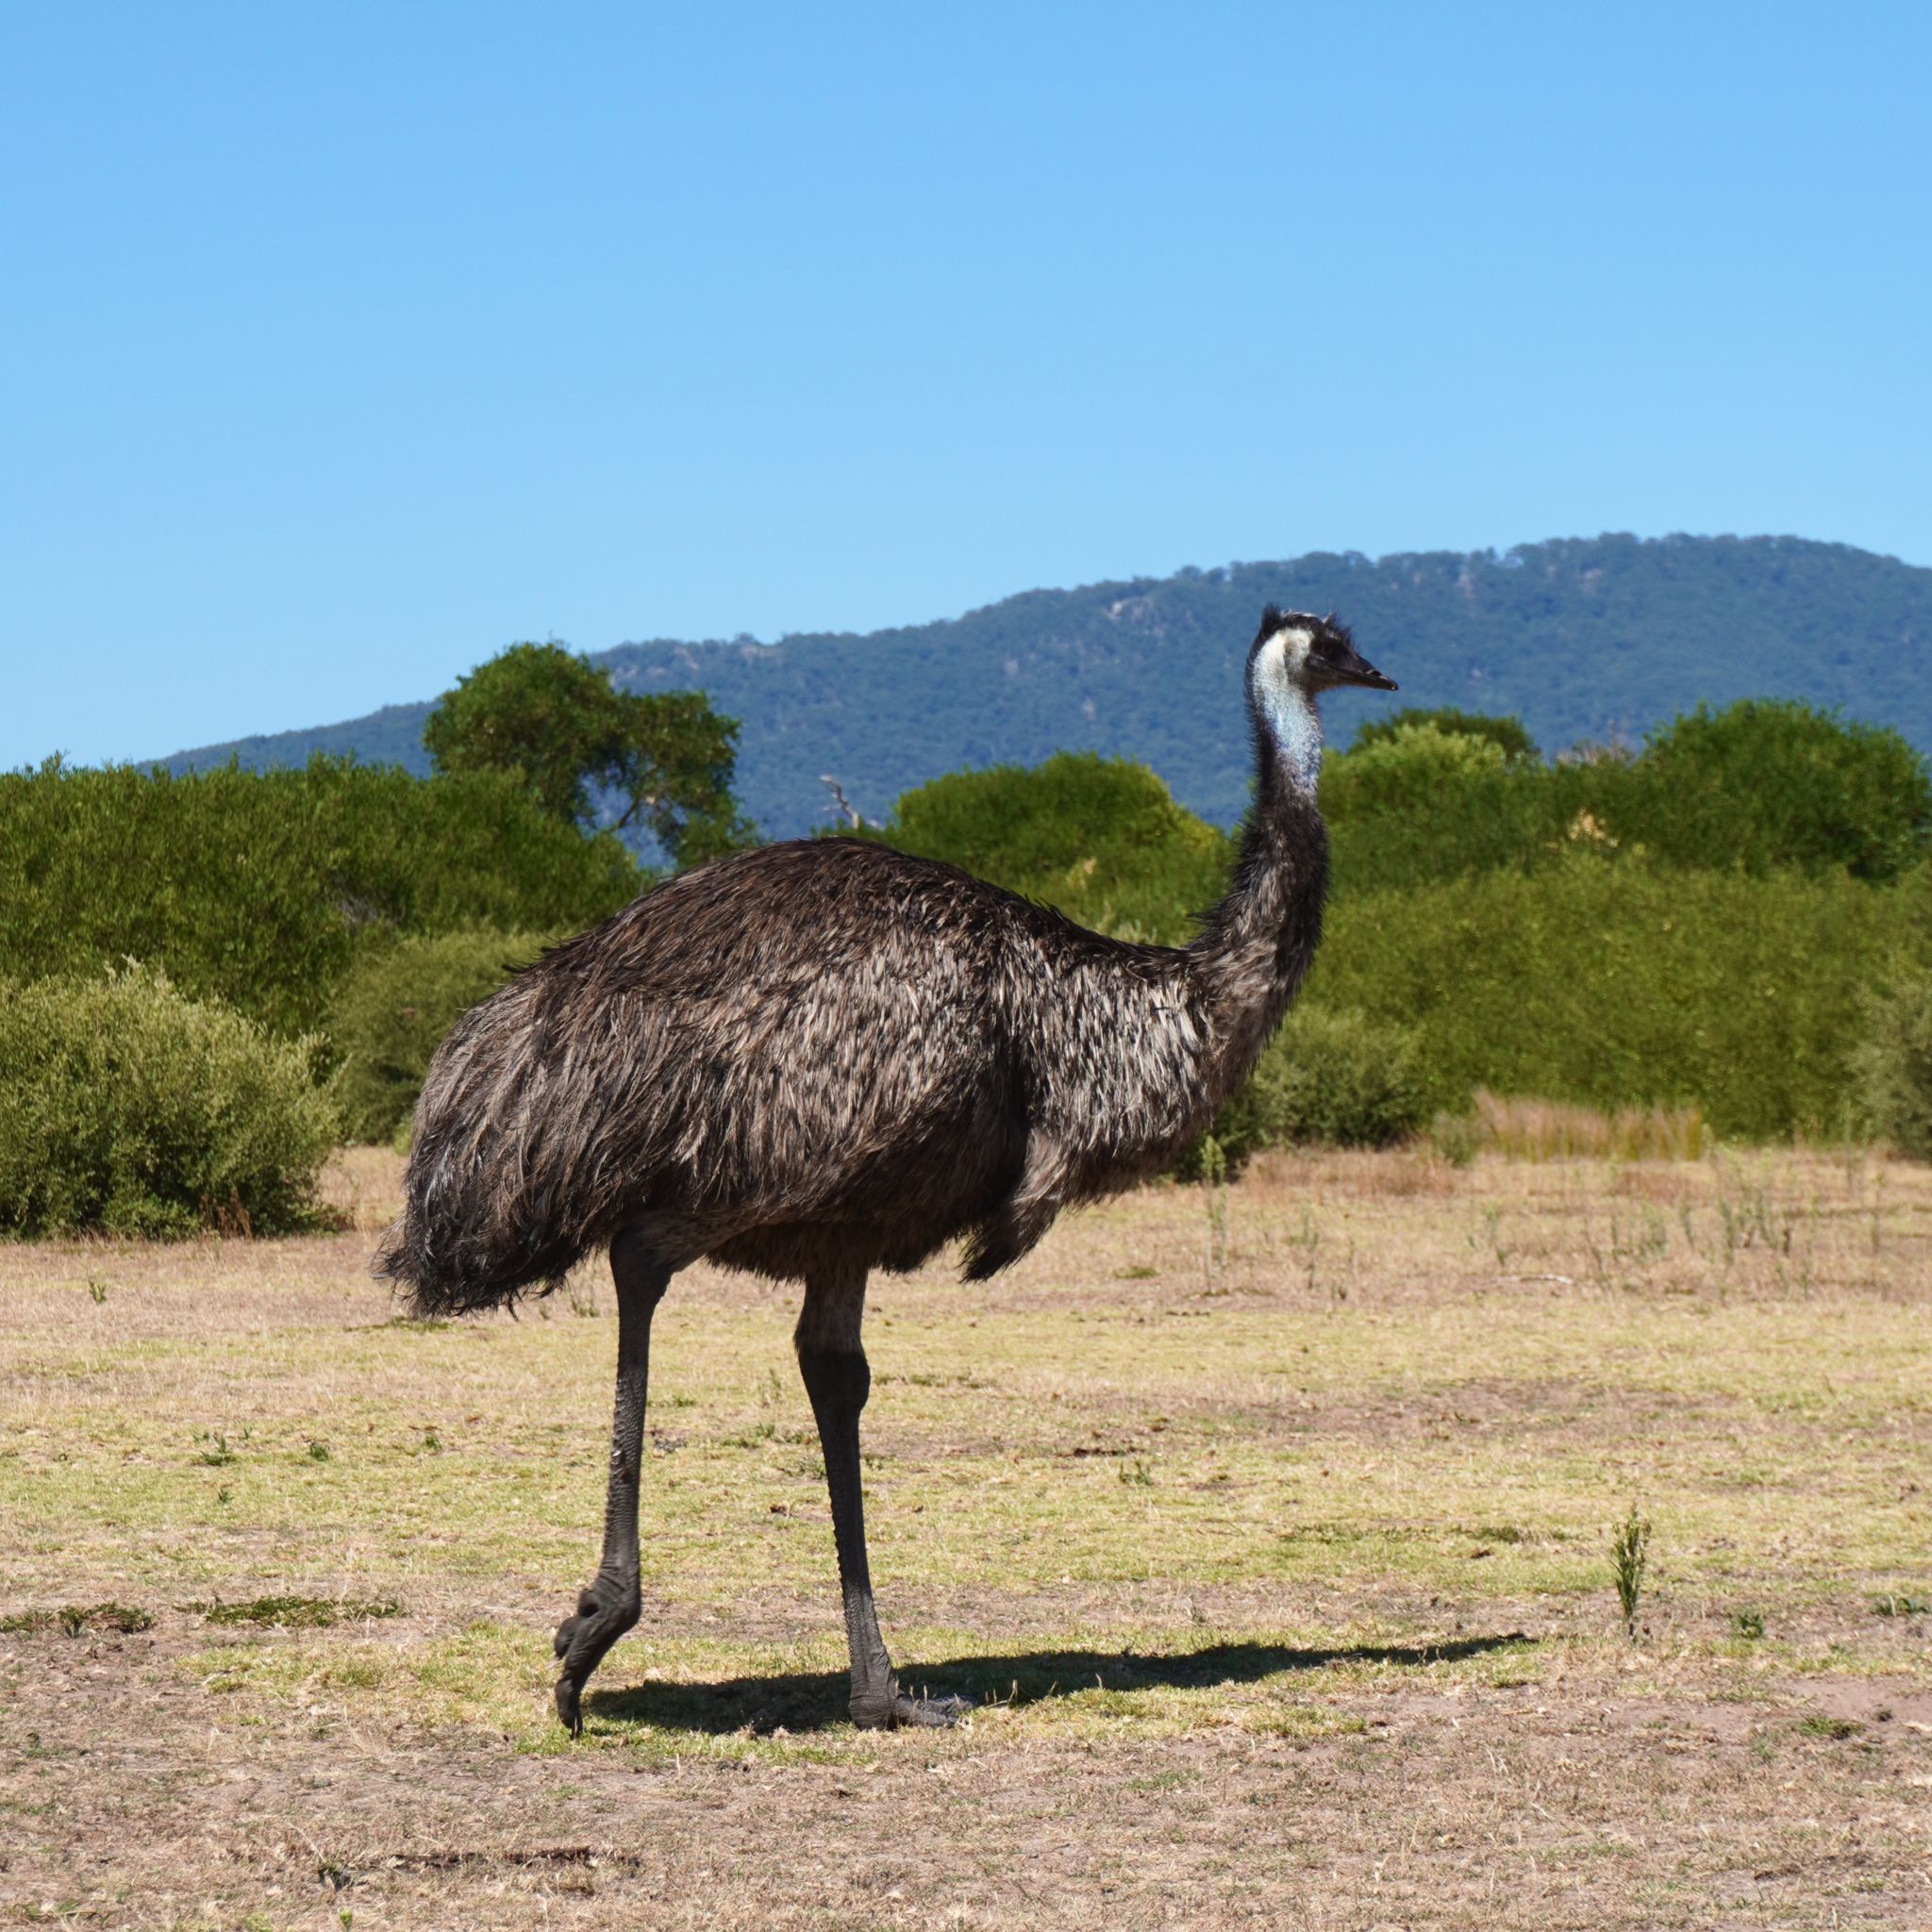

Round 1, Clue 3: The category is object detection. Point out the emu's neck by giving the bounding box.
[1184,681,1329,1106]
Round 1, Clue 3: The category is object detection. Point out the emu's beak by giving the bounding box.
[1335,643,1398,691]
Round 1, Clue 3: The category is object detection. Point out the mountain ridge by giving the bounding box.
[160,534,1932,841]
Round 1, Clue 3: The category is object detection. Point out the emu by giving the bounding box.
[378,608,1394,1733]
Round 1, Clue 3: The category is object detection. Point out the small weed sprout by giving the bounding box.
[86,1278,108,1304]
[1872,1592,1929,1618]
[194,1431,235,1467]
[1430,1111,1481,1168]
[1119,1457,1155,1488]
[1199,1134,1229,1274]
[1730,1607,1765,1641]
[1480,1204,1508,1267]
[308,1440,331,1461]
[1610,1504,1651,1636]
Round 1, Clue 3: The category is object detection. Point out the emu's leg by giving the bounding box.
[796,1266,969,1730]
[553,1226,673,1735]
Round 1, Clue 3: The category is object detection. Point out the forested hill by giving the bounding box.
[162,535,1932,839]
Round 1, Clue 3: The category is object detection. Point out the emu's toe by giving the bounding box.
[891,1690,972,1729]
[551,1600,590,1659]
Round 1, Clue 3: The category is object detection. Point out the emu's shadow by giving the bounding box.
[584,1632,1534,1736]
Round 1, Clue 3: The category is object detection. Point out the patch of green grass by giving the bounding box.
[188,1594,401,1629]
[1797,1714,1862,1740]
[0,1601,154,1636]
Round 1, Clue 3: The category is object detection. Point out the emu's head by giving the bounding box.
[1247,607,1396,699]
[1244,608,1395,791]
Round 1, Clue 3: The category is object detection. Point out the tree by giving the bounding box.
[423,642,756,866]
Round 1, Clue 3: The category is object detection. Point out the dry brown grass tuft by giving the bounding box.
[1464,1088,1712,1161]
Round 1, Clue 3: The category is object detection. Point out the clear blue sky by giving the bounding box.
[5,3,1927,769]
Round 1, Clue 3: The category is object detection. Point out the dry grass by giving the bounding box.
[1465,1089,1712,1161]
[1,1145,1928,1928]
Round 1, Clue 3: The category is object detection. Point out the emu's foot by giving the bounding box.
[852,1680,973,1730]
[551,1579,640,1737]
[893,1690,972,1728]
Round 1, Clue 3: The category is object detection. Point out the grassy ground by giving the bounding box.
[1,1145,1928,1929]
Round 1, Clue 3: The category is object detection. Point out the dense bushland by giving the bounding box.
[1315,855,1904,1140]
[6,691,1922,1216]
[1853,973,1932,1158]
[0,758,638,1036]
[1852,866,1932,1157]
[0,969,339,1238]
[329,928,552,1143]
[1324,699,1931,893]
[871,717,1928,1145]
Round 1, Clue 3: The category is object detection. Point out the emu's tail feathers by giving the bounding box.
[373,993,607,1318]
[375,1141,592,1317]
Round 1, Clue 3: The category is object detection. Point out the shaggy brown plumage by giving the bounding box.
[376,606,1394,1733]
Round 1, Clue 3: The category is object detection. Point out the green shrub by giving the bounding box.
[1253,1006,1431,1147]
[329,928,552,1143]
[1855,969,1932,1158]
[1180,1006,1430,1174]
[873,752,1232,942]
[0,969,339,1238]
[1348,707,1540,763]
[1335,722,1512,793]
[0,757,640,1037]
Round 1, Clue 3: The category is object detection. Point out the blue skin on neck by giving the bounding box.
[1258,675,1323,794]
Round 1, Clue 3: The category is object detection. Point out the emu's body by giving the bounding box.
[379,608,1393,1731]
